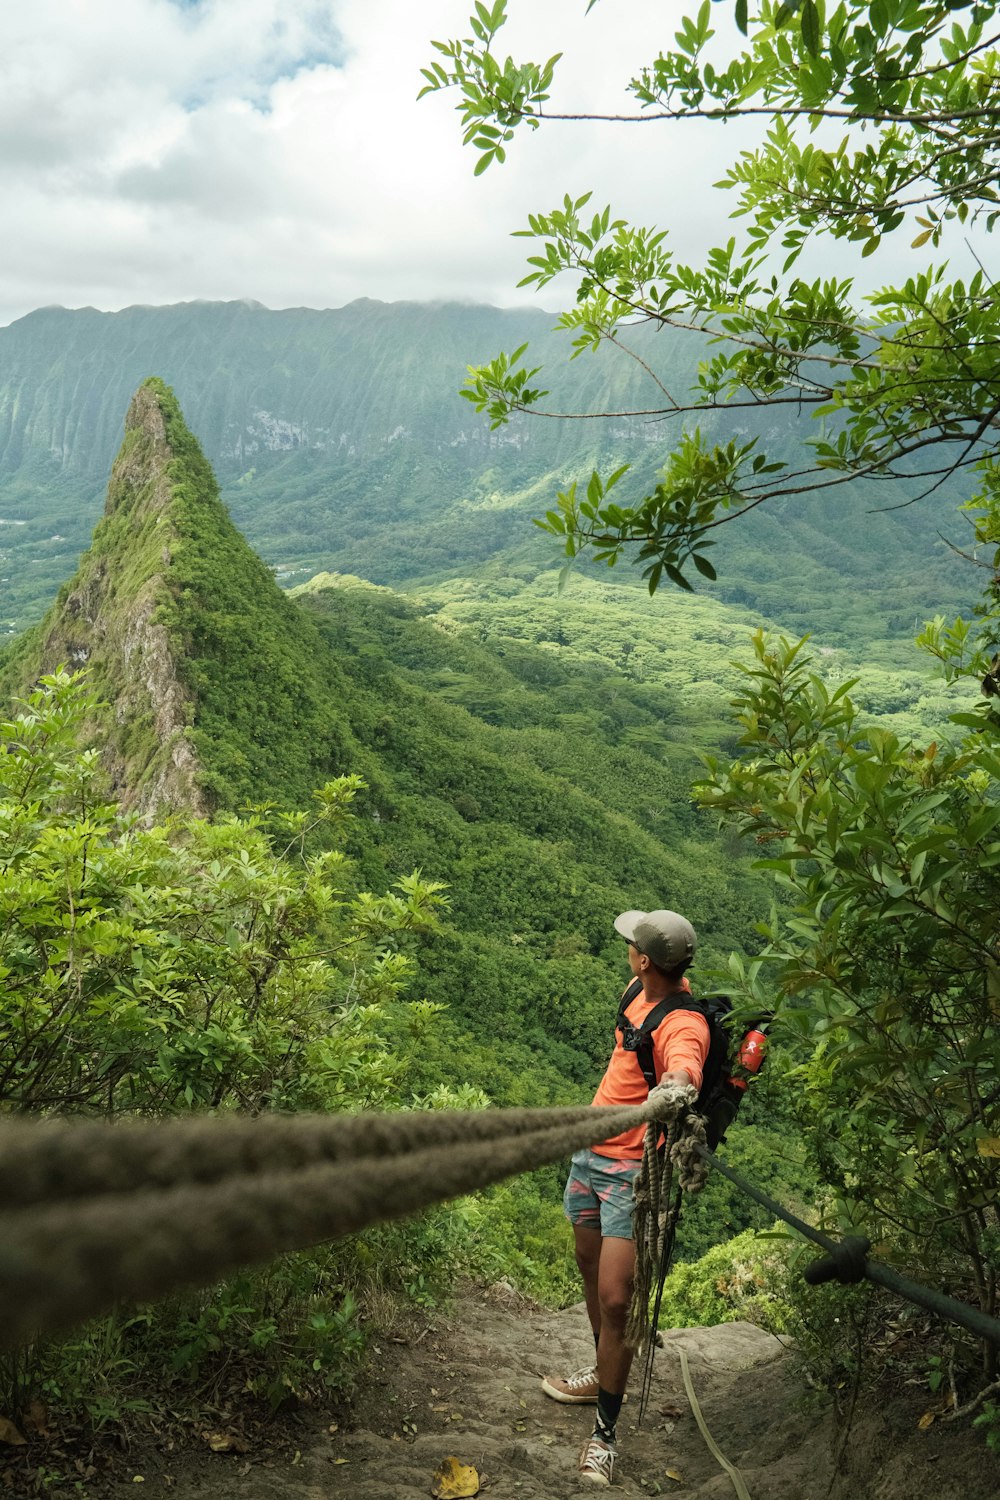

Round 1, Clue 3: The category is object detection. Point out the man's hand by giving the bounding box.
[647,1075,698,1119]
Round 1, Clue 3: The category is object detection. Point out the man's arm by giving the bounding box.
[652,1013,711,1094]
[659,1068,694,1088]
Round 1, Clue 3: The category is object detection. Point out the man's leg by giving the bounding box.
[540,1159,603,1404]
[595,1234,636,1395]
[576,1233,636,1484]
[573,1222,603,1347]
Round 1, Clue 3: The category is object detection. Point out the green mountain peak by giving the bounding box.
[7,378,209,813]
[5,378,355,815]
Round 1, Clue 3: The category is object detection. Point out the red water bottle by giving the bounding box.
[727,1028,768,1092]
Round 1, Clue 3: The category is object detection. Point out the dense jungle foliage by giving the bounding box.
[0,380,826,1445]
[1,362,996,1460]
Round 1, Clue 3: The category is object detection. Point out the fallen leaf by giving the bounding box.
[665,1468,684,1482]
[331,1458,349,1466]
[202,1431,249,1454]
[659,1404,683,1419]
[431,1455,480,1499]
[0,1419,26,1447]
[23,1400,51,1439]
[918,1411,936,1430]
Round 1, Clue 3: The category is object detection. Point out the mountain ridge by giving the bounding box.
[0,299,976,642]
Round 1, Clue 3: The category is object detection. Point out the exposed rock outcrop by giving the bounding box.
[17,380,207,815]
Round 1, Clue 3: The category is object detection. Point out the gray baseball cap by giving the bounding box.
[614,909,697,972]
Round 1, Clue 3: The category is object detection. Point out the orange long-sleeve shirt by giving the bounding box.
[591,987,710,1160]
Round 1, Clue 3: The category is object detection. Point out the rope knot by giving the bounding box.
[645,1079,698,1122]
[670,1113,710,1193]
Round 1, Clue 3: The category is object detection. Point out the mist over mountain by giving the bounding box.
[0,298,976,644]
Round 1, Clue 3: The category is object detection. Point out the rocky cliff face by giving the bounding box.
[4,375,368,818]
[16,381,208,815]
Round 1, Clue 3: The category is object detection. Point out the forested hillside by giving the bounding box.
[1,365,996,1490]
[0,378,771,1105]
[0,300,976,646]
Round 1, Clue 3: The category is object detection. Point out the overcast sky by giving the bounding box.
[0,0,986,329]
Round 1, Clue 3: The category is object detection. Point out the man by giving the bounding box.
[541,909,709,1487]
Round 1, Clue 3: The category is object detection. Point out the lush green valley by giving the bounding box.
[0,301,979,653]
[0,374,804,1216]
[0,378,835,1450]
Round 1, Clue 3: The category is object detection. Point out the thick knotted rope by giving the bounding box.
[0,1100,669,1351]
[670,1111,710,1192]
[625,1081,702,1353]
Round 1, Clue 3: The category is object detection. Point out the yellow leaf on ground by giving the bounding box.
[202,1431,249,1454]
[918,1411,936,1430]
[0,1418,26,1446]
[431,1455,480,1498]
[665,1468,684,1482]
[977,1137,1000,1158]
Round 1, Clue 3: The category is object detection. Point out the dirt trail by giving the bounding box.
[102,1284,998,1500]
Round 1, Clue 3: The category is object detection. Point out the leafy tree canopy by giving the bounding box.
[422,0,1000,630]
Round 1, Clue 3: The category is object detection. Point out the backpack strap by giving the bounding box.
[614,977,644,1031]
[615,983,709,1092]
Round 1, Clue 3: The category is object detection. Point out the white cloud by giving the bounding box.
[0,0,986,326]
[0,0,754,322]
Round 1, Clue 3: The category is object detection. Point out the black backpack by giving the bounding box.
[614,978,746,1149]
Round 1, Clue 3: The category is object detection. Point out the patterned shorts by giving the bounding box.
[563,1148,641,1240]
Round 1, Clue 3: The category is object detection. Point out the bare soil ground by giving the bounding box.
[66,1283,995,1500]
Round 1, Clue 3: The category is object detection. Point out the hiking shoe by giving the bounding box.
[541,1365,599,1404]
[578,1436,616,1485]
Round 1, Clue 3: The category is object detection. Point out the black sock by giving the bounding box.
[593,1388,623,1445]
